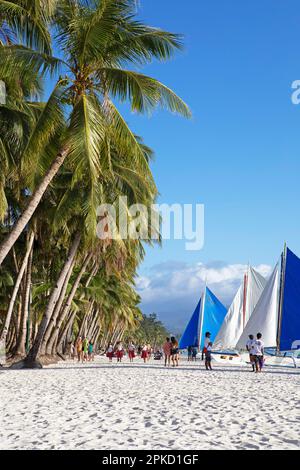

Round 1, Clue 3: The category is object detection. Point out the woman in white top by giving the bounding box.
[106,344,114,362]
[128,342,136,362]
[116,341,124,362]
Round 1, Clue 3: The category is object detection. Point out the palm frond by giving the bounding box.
[0,0,54,53]
[21,80,67,186]
[102,68,191,117]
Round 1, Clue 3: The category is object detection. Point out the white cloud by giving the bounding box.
[136,261,272,331]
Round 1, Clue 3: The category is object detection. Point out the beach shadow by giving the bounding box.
[1,361,299,376]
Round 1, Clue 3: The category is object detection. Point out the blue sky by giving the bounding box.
[129,0,300,267]
[128,1,300,328]
[47,1,300,329]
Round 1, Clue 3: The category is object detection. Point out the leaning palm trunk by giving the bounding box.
[87,311,99,339]
[41,256,76,356]
[15,245,33,356]
[56,309,77,354]
[24,232,81,366]
[7,327,16,354]
[78,302,94,339]
[92,326,100,346]
[46,253,92,355]
[15,300,22,341]
[0,231,34,342]
[0,149,68,267]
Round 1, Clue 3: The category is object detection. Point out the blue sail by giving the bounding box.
[179,299,202,349]
[280,248,300,351]
[200,287,227,349]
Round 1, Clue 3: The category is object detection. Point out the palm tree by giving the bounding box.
[0,0,190,267]
[0,0,56,51]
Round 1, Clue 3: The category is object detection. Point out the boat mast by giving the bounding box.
[198,281,207,350]
[277,243,287,353]
[242,265,249,329]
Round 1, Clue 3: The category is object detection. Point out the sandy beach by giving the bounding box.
[0,357,299,450]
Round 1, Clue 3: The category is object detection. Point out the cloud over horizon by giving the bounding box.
[136,261,272,332]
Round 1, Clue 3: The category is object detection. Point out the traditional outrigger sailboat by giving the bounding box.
[179,286,227,350]
[236,246,300,367]
[213,266,266,351]
[179,267,266,364]
[179,247,300,368]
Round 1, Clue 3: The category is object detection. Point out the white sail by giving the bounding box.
[236,264,279,350]
[213,284,244,350]
[245,267,267,324]
[213,267,266,350]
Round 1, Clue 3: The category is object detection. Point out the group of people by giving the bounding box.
[246,333,265,373]
[106,342,155,363]
[187,332,214,370]
[72,337,94,362]
[187,331,265,372]
[162,336,180,367]
[93,331,266,373]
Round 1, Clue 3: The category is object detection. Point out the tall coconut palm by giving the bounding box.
[0,0,190,267]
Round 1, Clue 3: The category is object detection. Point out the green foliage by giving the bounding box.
[124,313,169,348]
[0,0,190,354]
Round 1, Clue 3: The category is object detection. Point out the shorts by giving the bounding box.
[254,355,264,366]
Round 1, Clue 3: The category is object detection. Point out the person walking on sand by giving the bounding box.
[128,342,136,362]
[88,341,94,362]
[205,342,213,370]
[192,345,198,362]
[141,344,148,363]
[253,333,264,373]
[116,341,124,363]
[163,337,172,367]
[187,345,193,362]
[170,336,179,367]
[76,336,83,362]
[202,332,211,361]
[82,337,89,362]
[246,334,255,372]
[106,343,114,362]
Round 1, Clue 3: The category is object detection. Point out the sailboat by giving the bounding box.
[213,266,267,351]
[179,286,227,350]
[236,246,300,367]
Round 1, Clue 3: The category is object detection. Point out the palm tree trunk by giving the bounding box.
[6,324,16,353]
[78,302,94,339]
[0,231,34,342]
[41,256,76,355]
[87,312,98,338]
[46,253,92,355]
[15,242,33,356]
[56,309,76,354]
[92,326,100,345]
[0,149,68,267]
[25,231,81,365]
[15,299,22,342]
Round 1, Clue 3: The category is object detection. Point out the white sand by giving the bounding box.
[0,357,299,450]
